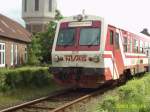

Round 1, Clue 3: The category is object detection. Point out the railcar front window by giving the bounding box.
[79,28,100,45]
[57,28,75,45]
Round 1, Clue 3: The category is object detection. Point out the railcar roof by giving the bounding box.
[59,15,150,40]
[59,15,104,22]
[107,21,150,39]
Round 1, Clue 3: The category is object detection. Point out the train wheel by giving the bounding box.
[126,69,133,80]
[118,74,127,86]
[144,66,148,72]
[130,68,135,76]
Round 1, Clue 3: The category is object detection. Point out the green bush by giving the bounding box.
[97,96,118,112]
[97,74,150,112]
[0,67,51,92]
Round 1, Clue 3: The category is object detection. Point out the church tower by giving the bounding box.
[22,0,57,33]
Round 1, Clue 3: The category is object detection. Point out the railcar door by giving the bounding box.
[106,27,116,79]
[106,26,124,79]
[113,30,124,77]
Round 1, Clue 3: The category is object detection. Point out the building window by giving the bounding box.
[11,44,14,66]
[49,0,52,12]
[35,0,39,11]
[26,24,31,32]
[110,30,114,45]
[0,43,5,67]
[15,45,18,65]
[24,0,27,12]
[24,47,27,63]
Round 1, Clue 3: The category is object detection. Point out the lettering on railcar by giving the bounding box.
[65,55,87,62]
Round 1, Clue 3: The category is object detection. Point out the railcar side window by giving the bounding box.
[57,28,75,45]
[110,30,114,45]
[145,42,148,49]
[149,43,150,49]
[123,37,128,52]
[115,33,119,49]
[133,39,138,53]
[145,42,148,55]
[130,38,132,53]
[140,40,144,53]
[147,43,150,56]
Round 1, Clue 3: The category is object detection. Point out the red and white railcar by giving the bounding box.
[50,14,150,88]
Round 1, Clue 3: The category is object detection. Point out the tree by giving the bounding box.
[39,10,63,63]
[27,35,42,65]
[55,10,63,21]
[27,10,63,65]
[39,21,56,63]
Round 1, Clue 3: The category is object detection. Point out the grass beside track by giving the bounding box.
[93,73,150,112]
[0,66,62,110]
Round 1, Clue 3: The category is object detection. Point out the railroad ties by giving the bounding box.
[1,85,115,112]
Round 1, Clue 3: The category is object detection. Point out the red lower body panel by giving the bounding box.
[51,67,113,88]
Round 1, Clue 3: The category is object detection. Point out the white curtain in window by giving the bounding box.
[0,43,5,67]
[11,44,14,66]
[15,45,18,65]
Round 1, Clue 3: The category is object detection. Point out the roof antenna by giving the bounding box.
[82,9,85,17]
[82,9,88,19]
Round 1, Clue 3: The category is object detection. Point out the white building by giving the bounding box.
[22,0,57,33]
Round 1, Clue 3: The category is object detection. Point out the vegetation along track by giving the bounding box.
[0,84,116,112]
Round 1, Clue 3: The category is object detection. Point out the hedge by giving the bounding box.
[0,67,52,92]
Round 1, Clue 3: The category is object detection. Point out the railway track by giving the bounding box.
[0,84,116,112]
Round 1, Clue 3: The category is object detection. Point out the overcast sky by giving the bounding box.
[0,0,150,33]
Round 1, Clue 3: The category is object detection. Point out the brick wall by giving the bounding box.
[0,36,28,67]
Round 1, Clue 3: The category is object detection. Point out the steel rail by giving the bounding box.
[50,86,114,112]
[0,85,116,112]
[0,88,71,112]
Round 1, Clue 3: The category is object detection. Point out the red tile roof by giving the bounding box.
[0,14,31,43]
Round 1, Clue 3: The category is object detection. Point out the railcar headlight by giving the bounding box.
[77,14,83,21]
[88,56,100,63]
[53,55,63,62]
[53,55,59,62]
[92,56,100,62]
